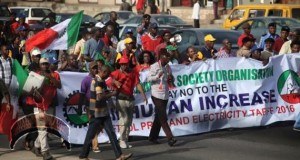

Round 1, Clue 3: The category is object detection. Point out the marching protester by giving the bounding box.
[3,12,16,42]
[116,28,135,53]
[198,34,218,59]
[236,37,255,58]
[74,31,91,61]
[8,35,23,65]
[102,25,118,49]
[166,45,179,65]
[135,50,155,72]
[147,48,177,146]
[0,44,13,87]
[180,46,200,64]
[24,57,61,160]
[258,22,279,50]
[215,39,235,58]
[115,38,138,69]
[11,13,29,35]
[141,23,163,53]
[79,65,133,160]
[273,26,290,55]
[137,14,151,52]
[80,61,101,153]
[154,30,172,60]
[105,11,120,41]
[290,40,300,54]
[237,23,255,48]
[110,57,147,149]
[279,29,300,54]
[192,0,201,28]
[83,27,105,69]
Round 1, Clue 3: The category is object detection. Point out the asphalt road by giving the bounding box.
[0,121,300,160]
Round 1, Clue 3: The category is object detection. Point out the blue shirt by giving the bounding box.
[258,32,279,49]
[83,38,104,60]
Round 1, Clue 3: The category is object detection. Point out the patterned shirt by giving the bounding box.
[216,47,236,58]
[90,75,109,118]
[0,57,12,87]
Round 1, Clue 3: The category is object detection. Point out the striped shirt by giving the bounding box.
[90,75,109,118]
[0,57,12,87]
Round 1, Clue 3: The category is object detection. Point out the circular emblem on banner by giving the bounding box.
[63,90,89,128]
[277,70,300,104]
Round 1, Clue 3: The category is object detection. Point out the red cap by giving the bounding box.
[119,57,129,64]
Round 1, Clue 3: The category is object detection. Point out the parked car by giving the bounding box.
[123,14,193,29]
[223,4,300,29]
[173,29,240,55]
[0,3,10,24]
[231,17,300,43]
[119,24,177,40]
[94,11,136,24]
[9,6,52,25]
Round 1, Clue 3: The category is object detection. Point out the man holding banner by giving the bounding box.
[147,48,177,146]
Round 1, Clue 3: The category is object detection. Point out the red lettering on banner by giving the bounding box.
[141,121,153,130]
[130,123,139,131]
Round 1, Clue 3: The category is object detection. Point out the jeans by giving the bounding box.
[80,114,122,158]
[149,96,173,140]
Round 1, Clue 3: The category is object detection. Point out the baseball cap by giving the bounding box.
[39,58,49,64]
[119,57,129,64]
[31,48,41,56]
[89,61,98,69]
[126,28,133,34]
[17,25,27,31]
[149,23,158,29]
[204,34,216,42]
[124,38,133,44]
[166,45,177,52]
[48,57,59,64]
[95,22,105,29]
[18,13,26,18]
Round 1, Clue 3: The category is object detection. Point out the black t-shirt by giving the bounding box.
[105,20,120,41]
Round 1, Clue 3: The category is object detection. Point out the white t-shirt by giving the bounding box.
[192,2,200,20]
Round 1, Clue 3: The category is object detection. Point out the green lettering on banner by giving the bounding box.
[216,71,222,81]
[251,69,257,80]
[257,69,262,79]
[183,75,188,86]
[228,70,234,80]
[177,75,182,87]
[240,69,248,80]
[189,74,195,84]
[234,69,240,80]
[222,70,228,81]
[195,73,204,84]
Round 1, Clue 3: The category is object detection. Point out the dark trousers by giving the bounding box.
[194,19,200,28]
[149,96,173,140]
[22,104,38,145]
[80,114,122,158]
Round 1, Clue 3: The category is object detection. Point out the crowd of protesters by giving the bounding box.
[1,4,300,159]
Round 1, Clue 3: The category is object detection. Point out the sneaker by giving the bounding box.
[79,155,90,160]
[168,138,177,147]
[32,147,42,157]
[41,151,54,160]
[148,138,160,144]
[119,141,132,149]
[92,148,101,153]
[116,153,133,160]
[293,128,300,131]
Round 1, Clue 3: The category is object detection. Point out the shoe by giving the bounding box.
[24,140,33,151]
[79,156,89,160]
[168,138,177,147]
[32,147,42,157]
[293,128,300,131]
[149,138,160,144]
[41,151,54,160]
[119,141,132,149]
[92,148,101,153]
[116,153,133,160]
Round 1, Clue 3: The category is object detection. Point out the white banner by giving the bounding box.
[56,55,300,144]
